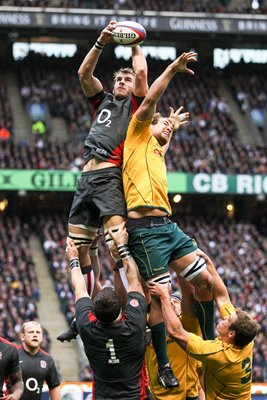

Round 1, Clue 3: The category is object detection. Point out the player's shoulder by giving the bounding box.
[0,336,17,350]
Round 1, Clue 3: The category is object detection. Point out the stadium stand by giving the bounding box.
[226,64,267,134]
[1,0,267,14]
[0,54,266,174]
[0,215,51,351]
[0,71,13,140]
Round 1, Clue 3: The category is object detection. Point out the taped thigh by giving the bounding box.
[179,256,206,282]
[147,272,171,285]
[69,225,98,248]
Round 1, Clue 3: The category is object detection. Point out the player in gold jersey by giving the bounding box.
[146,277,205,400]
[123,51,217,389]
[148,251,259,400]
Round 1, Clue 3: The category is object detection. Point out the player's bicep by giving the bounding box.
[80,76,103,98]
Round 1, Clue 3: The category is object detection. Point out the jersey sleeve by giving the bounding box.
[132,94,144,112]
[220,303,236,319]
[6,346,20,375]
[187,334,224,365]
[87,90,106,111]
[75,297,94,334]
[125,114,153,149]
[124,292,147,332]
[46,357,60,389]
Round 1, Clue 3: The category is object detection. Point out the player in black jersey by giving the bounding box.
[0,337,24,400]
[66,19,148,288]
[17,322,60,400]
[65,223,148,400]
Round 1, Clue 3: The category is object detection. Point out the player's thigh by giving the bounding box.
[169,223,198,265]
[128,225,172,280]
[95,167,127,223]
[68,174,100,229]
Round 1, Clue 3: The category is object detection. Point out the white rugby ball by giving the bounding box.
[113,21,146,47]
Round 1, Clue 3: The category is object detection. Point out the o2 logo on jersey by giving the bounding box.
[26,378,40,393]
[97,109,112,127]
[40,360,47,368]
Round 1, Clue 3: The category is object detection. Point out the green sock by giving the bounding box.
[194,300,215,340]
[151,322,169,368]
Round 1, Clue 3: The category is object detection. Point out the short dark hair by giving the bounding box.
[113,67,135,82]
[93,287,122,323]
[230,309,259,348]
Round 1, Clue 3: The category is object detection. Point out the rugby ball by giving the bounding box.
[113,21,146,47]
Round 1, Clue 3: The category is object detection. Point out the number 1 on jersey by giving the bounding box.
[106,339,120,364]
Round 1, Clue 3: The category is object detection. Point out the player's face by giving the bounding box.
[151,118,173,146]
[216,312,237,338]
[113,73,135,99]
[22,323,43,349]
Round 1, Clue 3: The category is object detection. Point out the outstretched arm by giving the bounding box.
[109,223,144,295]
[5,369,24,400]
[136,51,197,122]
[131,45,148,97]
[148,281,190,350]
[90,233,103,299]
[78,20,117,97]
[66,238,89,301]
[196,250,233,316]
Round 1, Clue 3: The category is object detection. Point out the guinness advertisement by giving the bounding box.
[0,8,266,34]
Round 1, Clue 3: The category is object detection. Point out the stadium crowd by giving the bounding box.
[1,0,267,14]
[0,53,266,174]
[0,215,51,352]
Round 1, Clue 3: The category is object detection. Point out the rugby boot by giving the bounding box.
[157,363,179,389]
[57,318,78,342]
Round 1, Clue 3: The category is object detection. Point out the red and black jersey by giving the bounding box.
[17,346,60,400]
[84,91,143,166]
[76,292,147,400]
[0,337,20,397]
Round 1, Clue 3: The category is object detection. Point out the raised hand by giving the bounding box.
[65,237,79,261]
[172,51,198,75]
[109,222,128,246]
[147,281,170,299]
[168,106,189,131]
[99,20,117,44]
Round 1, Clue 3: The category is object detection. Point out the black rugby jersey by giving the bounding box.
[17,346,60,400]
[0,337,20,397]
[84,91,143,166]
[76,291,147,400]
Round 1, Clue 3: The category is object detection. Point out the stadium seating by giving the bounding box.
[0,73,12,140]
[2,0,267,14]
[0,215,51,351]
